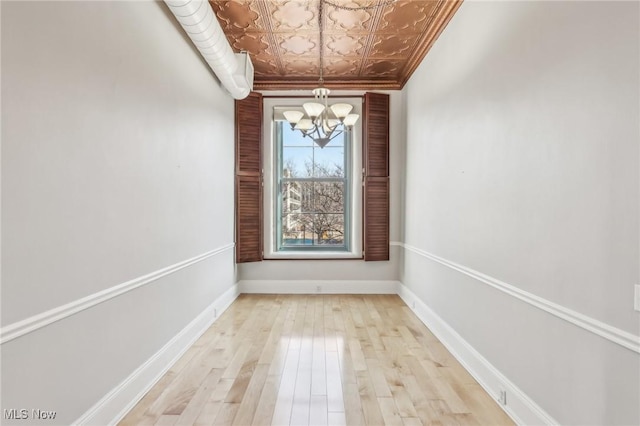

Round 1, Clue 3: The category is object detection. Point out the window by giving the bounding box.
[261,99,362,259]
[275,119,350,251]
[235,93,389,263]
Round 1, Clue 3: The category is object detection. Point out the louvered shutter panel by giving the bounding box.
[363,92,390,261]
[235,92,263,263]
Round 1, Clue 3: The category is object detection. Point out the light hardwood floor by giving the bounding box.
[119,294,514,426]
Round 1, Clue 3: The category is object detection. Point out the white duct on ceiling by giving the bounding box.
[164,0,253,100]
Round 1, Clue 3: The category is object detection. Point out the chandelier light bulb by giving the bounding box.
[295,118,314,131]
[330,103,353,119]
[303,102,325,119]
[283,110,304,125]
[343,113,359,127]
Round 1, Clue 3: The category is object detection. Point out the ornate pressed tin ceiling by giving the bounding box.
[209,0,463,90]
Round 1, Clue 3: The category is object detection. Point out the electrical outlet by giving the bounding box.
[499,390,507,406]
[634,285,640,312]
[316,285,322,293]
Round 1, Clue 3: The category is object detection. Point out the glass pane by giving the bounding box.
[281,181,302,214]
[312,213,345,245]
[282,122,313,147]
[277,113,350,252]
[313,147,344,177]
[301,181,315,213]
[313,182,344,213]
[281,213,314,246]
[282,146,313,177]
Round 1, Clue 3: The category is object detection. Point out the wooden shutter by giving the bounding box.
[363,92,390,261]
[235,92,263,263]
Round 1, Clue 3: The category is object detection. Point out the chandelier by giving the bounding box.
[282,89,359,149]
[282,0,360,148]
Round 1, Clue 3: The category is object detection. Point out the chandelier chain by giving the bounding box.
[318,0,324,84]
[321,0,397,12]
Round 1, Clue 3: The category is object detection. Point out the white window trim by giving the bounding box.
[262,97,363,259]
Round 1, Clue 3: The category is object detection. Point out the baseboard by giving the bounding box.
[238,279,400,294]
[74,283,240,426]
[397,283,558,426]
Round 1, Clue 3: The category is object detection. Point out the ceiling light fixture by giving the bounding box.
[282,0,361,149]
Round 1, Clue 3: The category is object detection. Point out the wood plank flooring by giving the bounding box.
[119,294,514,426]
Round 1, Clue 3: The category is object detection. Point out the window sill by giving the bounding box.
[264,251,363,260]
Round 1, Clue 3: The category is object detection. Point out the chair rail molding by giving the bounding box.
[0,243,235,344]
[396,241,640,354]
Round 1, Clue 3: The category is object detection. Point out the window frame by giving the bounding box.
[275,119,352,252]
[262,97,363,260]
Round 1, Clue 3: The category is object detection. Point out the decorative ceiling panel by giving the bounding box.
[209,0,463,90]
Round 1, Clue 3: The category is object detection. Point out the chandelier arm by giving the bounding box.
[327,129,344,143]
[305,123,319,139]
[329,130,344,140]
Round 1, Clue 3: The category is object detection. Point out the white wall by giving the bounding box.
[239,90,405,284]
[402,1,639,424]
[1,1,235,424]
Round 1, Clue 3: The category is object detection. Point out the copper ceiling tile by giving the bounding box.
[284,57,320,76]
[325,6,374,31]
[379,0,434,32]
[210,1,263,32]
[363,58,404,77]
[323,57,360,76]
[232,33,271,55]
[278,34,318,56]
[326,34,365,57]
[271,1,317,30]
[368,34,414,58]
[252,57,280,75]
[208,0,463,90]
